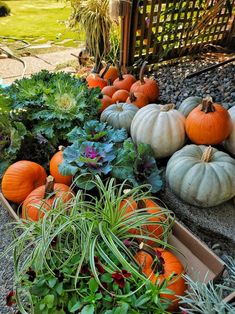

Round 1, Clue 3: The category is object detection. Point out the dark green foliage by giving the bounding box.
[0,1,10,17]
[112,139,163,193]
[0,111,27,177]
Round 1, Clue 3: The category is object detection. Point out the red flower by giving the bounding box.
[6,290,16,307]
[112,269,131,288]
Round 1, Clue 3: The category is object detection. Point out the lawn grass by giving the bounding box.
[0,0,84,46]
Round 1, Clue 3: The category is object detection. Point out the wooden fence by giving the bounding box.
[119,0,235,67]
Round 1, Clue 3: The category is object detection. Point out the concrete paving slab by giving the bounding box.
[0,47,80,84]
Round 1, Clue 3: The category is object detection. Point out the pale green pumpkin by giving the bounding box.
[166,144,235,207]
[100,102,138,132]
[178,96,202,117]
[224,106,235,156]
[131,103,186,158]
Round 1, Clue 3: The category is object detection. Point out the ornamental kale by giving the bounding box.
[111,139,163,193]
[67,120,128,144]
[59,141,116,189]
[0,71,102,145]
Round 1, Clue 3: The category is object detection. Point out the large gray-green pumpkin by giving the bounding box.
[178,96,202,117]
[131,103,186,158]
[100,103,138,132]
[166,144,235,207]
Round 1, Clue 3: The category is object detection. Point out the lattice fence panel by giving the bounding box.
[121,0,235,66]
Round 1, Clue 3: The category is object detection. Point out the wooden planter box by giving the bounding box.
[0,192,225,284]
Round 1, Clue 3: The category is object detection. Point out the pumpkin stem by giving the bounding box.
[129,92,137,102]
[137,199,146,209]
[139,243,164,274]
[201,97,215,113]
[201,146,214,162]
[59,145,65,152]
[107,79,112,86]
[100,64,110,79]
[116,103,123,111]
[139,61,148,84]
[116,61,123,80]
[44,176,55,198]
[160,104,175,112]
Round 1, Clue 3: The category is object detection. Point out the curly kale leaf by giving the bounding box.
[0,113,27,177]
[67,120,128,144]
[111,139,163,192]
[59,141,116,189]
[0,70,102,145]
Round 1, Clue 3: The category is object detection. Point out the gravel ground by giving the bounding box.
[0,52,234,312]
[155,52,235,108]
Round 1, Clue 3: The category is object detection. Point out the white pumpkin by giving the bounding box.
[130,103,186,158]
[166,144,235,207]
[178,96,202,117]
[100,103,138,132]
[224,106,235,156]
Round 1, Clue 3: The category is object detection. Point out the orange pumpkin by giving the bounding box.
[130,61,159,102]
[113,64,136,91]
[102,85,118,98]
[112,89,129,103]
[100,95,113,112]
[50,146,73,185]
[135,247,186,311]
[2,161,47,204]
[22,176,73,221]
[126,92,149,108]
[86,73,107,90]
[185,97,232,145]
[119,198,166,245]
[100,65,118,82]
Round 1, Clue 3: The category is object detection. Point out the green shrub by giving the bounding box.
[0,1,11,17]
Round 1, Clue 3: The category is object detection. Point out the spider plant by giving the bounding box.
[69,0,112,72]
[2,176,180,313]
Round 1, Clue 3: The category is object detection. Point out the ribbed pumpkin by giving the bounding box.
[130,61,159,102]
[119,198,167,246]
[178,96,202,117]
[101,84,118,98]
[2,161,47,204]
[224,106,235,156]
[99,65,118,82]
[112,89,129,103]
[185,97,232,145]
[50,146,73,185]
[126,92,149,108]
[131,104,185,158]
[100,103,138,132]
[166,145,235,207]
[100,95,113,112]
[135,247,186,311]
[86,73,107,89]
[113,64,136,91]
[22,176,73,221]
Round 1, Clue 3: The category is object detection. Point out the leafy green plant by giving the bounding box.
[3,177,175,313]
[0,71,102,146]
[60,120,128,189]
[0,111,27,177]
[111,139,163,193]
[60,141,117,189]
[0,1,10,17]
[67,120,127,144]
